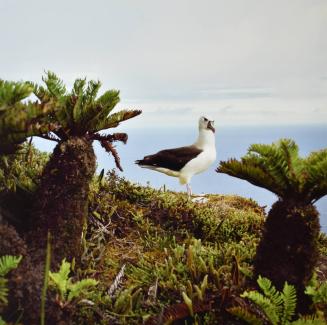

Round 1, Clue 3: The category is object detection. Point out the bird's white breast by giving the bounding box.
[179,147,216,185]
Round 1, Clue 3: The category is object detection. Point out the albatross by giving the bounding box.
[135,116,216,196]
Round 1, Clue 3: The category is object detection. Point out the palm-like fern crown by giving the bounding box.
[217,139,327,204]
[0,72,142,170]
[34,71,141,139]
[0,79,55,153]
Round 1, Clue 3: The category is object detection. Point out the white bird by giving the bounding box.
[135,116,216,196]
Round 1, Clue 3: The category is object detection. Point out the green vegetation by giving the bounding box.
[0,255,22,305]
[0,255,22,324]
[229,276,326,325]
[217,139,327,312]
[0,72,141,323]
[0,147,326,323]
[49,259,98,307]
[0,74,326,324]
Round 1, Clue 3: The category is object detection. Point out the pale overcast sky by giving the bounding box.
[0,0,326,127]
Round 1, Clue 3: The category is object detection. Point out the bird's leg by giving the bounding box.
[186,183,192,197]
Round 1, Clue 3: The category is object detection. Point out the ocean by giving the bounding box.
[34,125,327,233]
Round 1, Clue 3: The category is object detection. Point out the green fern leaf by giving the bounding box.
[305,280,327,305]
[0,278,9,304]
[257,276,284,316]
[0,255,22,305]
[0,255,22,276]
[291,317,326,325]
[281,282,297,323]
[49,259,71,301]
[95,109,142,131]
[242,290,279,325]
[0,80,33,107]
[71,78,86,124]
[42,71,66,98]
[228,306,263,325]
[67,278,98,302]
[86,89,120,130]
[218,157,283,196]
[302,149,327,202]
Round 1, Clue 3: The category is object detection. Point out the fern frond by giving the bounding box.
[0,278,9,304]
[257,276,283,315]
[248,140,294,191]
[0,80,33,107]
[85,80,101,103]
[241,290,279,325]
[67,278,98,302]
[72,79,102,126]
[281,282,297,323]
[228,306,263,325]
[217,158,283,196]
[71,78,86,124]
[49,259,71,301]
[305,280,327,305]
[291,316,326,325]
[217,138,326,203]
[85,89,120,130]
[0,255,22,305]
[95,109,142,131]
[0,255,22,276]
[302,149,327,202]
[42,71,66,98]
[96,89,120,115]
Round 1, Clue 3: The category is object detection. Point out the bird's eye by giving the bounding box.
[203,117,208,122]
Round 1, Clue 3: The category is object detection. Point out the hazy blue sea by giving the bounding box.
[34,125,327,233]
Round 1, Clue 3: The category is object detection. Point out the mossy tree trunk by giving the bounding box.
[253,200,320,313]
[29,136,96,267]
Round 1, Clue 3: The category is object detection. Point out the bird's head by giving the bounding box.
[199,116,215,133]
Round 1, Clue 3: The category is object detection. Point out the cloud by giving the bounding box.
[0,0,326,127]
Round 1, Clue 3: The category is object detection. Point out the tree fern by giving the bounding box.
[219,157,283,196]
[217,138,327,204]
[0,80,33,107]
[302,149,327,203]
[0,80,55,153]
[95,109,142,131]
[34,72,141,169]
[42,71,67,99]
[248,141,291,191]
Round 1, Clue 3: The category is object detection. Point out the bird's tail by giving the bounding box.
[135,159,144,165]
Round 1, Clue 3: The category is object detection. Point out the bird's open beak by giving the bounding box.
[207,121,215,133]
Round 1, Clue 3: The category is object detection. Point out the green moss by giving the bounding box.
[74,172,268,323]
[5,165,326,324]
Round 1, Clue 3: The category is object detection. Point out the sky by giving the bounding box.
[0,0,326,127]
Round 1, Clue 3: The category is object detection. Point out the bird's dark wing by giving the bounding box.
[135,146,203,171]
